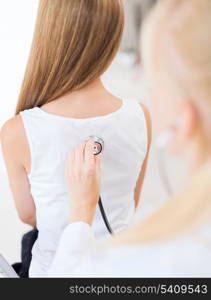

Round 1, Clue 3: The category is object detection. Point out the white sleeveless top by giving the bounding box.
[20,99,148,277]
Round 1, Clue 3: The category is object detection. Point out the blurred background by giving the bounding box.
[0,0,184,264]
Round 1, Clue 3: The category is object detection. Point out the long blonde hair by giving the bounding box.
[16,0,124,114]
[113,0,211,245]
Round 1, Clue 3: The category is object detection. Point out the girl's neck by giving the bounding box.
[71,78,104,95]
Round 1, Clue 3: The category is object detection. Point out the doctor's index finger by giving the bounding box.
[94,152,102,174]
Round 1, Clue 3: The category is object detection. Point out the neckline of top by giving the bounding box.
[34,99,127,121]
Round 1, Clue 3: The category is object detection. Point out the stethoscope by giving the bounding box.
[90,136,114,235]
[91,132,175,235]
[91,135,174,235]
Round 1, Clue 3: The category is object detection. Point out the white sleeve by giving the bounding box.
[48,222,95,277]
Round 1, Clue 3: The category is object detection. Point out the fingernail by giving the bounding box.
[89,138,94,144]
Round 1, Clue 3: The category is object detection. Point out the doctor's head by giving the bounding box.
[142,0,211,169]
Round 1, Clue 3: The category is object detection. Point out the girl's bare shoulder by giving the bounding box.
[1,115,24,145]
[1,115,30,167]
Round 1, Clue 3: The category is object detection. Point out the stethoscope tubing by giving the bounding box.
[89,136,113,234]
[98,197,114,235]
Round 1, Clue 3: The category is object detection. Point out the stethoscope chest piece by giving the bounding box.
[89,136,104,155]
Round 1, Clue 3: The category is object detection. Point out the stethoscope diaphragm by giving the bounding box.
[89,136,104,155]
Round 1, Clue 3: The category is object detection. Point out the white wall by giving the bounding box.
[0,0,38,126]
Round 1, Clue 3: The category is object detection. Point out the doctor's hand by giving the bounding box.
[66,139,101,225]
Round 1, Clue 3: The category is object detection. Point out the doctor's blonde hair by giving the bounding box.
[113,0,211,245]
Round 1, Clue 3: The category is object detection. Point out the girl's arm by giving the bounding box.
[134,103,152,208]
[1,116,36,226]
